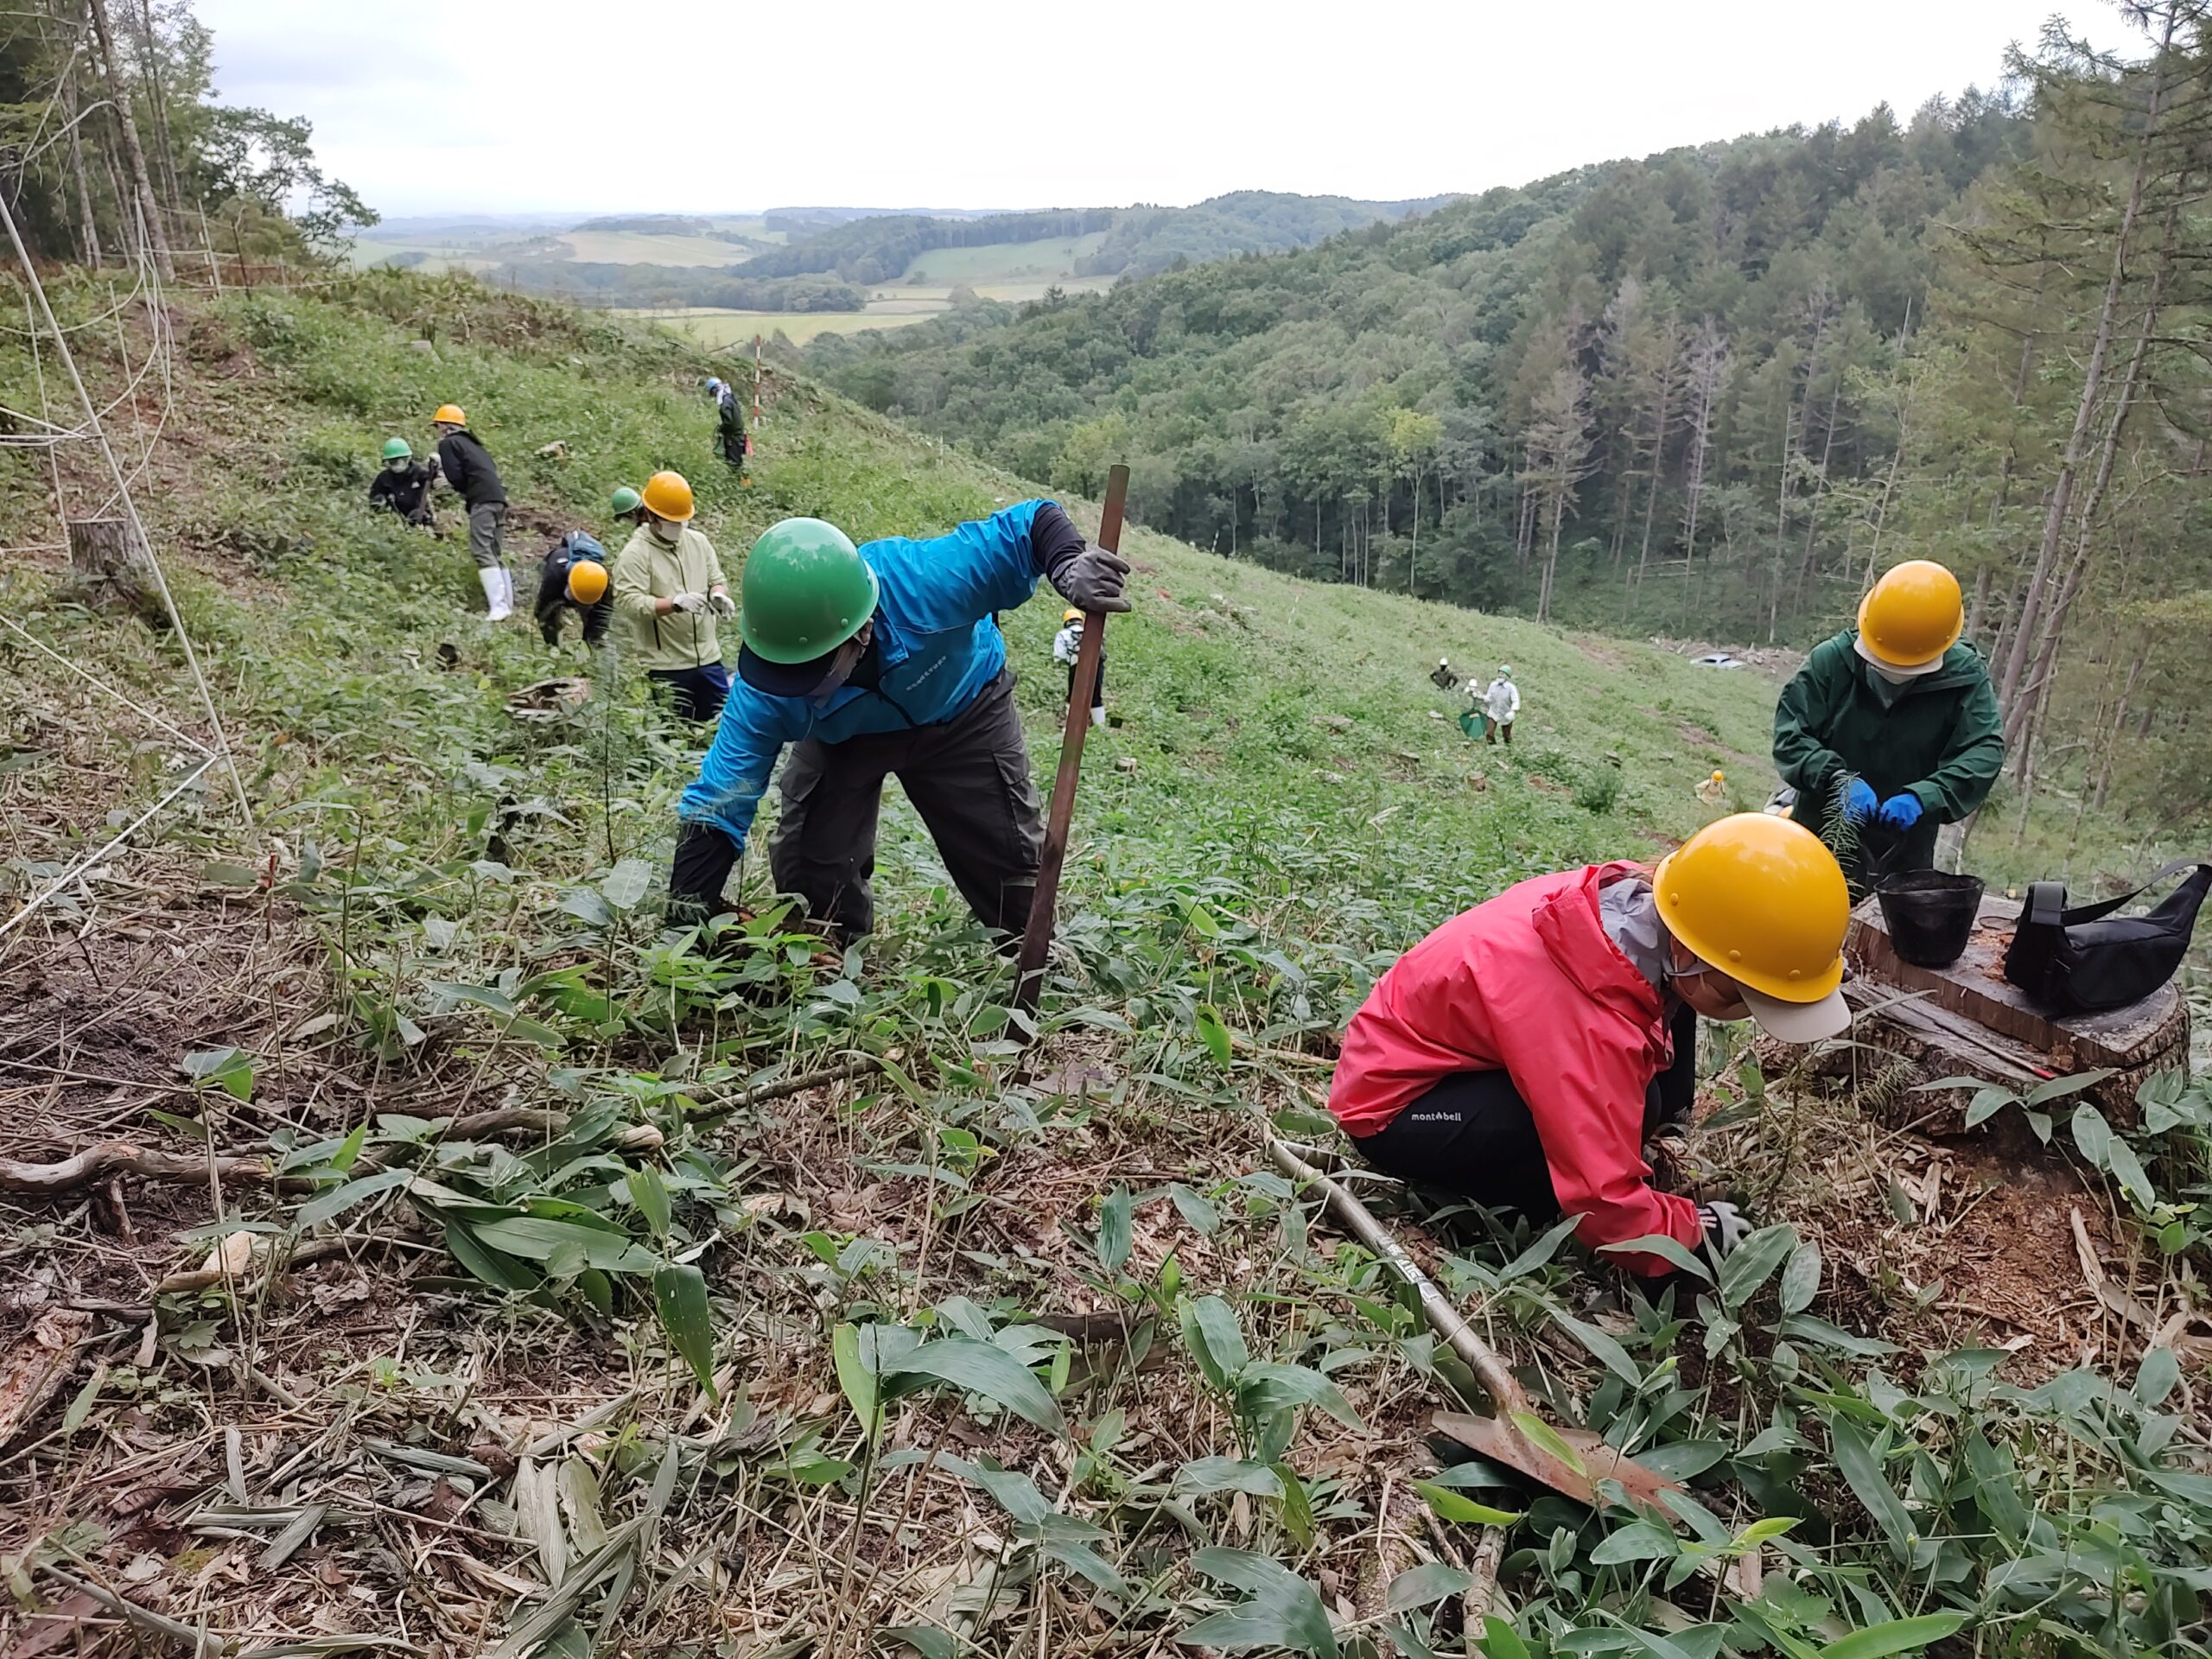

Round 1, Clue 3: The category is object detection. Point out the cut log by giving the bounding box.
[65,518,163,624]
[1770,894,2190,1132]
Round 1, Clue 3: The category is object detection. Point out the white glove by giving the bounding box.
[707,591,736,619]
[669,591,709,614]
[1698,1200,1751,1262]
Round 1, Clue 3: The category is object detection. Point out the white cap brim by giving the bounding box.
[1739,984,1852,1043]
[1854,634,1946,677]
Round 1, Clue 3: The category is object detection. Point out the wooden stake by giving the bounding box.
[1014,463,1127,1014]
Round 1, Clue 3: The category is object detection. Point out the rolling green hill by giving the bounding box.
[3,268,2201,1658]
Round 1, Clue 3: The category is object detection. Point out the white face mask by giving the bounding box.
[650,518,682,545]
[1867,659,1916,686]
[806,624,874,704]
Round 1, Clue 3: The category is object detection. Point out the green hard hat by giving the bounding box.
[382,437,412,461]
[610,485,642,517]
[739,518,879,664]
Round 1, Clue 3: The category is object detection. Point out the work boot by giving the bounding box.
[501,567,518,614]
[1090,706,1106,729]
[479,567,512,621]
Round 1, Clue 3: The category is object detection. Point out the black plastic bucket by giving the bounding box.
[1877,870,1986,967]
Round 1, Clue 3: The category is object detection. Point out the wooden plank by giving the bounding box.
[1850,893,2183,1069]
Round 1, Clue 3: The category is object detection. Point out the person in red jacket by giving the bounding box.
[1327,814,1852,1278]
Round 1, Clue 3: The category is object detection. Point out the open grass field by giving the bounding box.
[556,229,753,266]
[618,306,943,346]
[3,268,2205,1659]
[899,230,1110,283]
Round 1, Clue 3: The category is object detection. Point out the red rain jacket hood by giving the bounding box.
[1326,862,1703,1276]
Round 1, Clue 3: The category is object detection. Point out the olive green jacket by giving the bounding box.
[610,524,729,671]
[1773,631,2005,870]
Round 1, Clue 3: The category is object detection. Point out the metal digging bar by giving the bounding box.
[1265,1136,1762,1598]
[1014,462,1128,1016]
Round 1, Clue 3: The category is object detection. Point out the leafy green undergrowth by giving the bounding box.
[3,271,2209,1656]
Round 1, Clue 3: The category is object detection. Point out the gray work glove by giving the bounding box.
[707,591,737,619]
[1052,546,1133,614]
[669,591,709,614]
[1698,1200,1751,1262]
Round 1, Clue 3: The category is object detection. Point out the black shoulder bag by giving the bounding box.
[2002,859,2211,1016]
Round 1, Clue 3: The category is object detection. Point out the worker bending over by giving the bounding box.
[1481,664,1520,747]
[1326,814,1852,1279]
[368,439,438,526]
[533,531,612,650]
[666,501,1129,938]
[431,404,512,620]
[1774,559,2003,879]
[610,471,734,721]
[1052,607,1107,728]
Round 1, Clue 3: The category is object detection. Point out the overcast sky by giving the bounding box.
[195,1,2136,219]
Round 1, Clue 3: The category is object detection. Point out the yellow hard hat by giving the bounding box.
[566,558,608,606]
[1063,607,1083,624]
[432,404,467,427]
[1711,771,1726,782]
[1857,560,1962,671]
[1652,813,1849,1036]
[641,470,695,523]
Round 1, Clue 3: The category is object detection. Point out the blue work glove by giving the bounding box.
[1877,791,1923,831]
[1843,778,1878,823]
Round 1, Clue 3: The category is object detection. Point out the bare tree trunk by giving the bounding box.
[2006,199,2177,778]
[85,0,172,279]
[54,17,103,265]
[99,130,135,263]
[130,0,182,216]
[2092,646,2145,810]
[1794,373,1844,606]
[1997,5,2174,720]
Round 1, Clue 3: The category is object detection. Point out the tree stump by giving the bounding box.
[1761,893,2190,1133]
[65,517,163,625]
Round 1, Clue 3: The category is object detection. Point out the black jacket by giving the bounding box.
[535,532,612,648]
[369,460,437,521]
[436,429,507,508]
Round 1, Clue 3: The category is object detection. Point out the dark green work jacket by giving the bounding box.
[1773,631,2005,872]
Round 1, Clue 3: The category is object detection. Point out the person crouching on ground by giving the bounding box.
[534,531,613,650]
[664,501,1130,938]
[609,471,734,722]
[1325,813,1852,1281]
[368,438,438,527]
[1052,607,1106,728]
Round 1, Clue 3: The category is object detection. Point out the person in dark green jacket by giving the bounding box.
[1773,559,2004,877]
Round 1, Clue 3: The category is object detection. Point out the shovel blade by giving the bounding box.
[1433,1410,1682,1510]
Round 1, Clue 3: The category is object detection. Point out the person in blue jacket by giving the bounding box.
[665,502,1131,938]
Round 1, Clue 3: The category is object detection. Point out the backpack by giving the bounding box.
[2002,860,2210,1016]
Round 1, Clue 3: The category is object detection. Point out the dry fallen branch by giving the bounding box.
[151,1230,413,1295]
[0,1141,278,1194]
[0,1307,90,1446]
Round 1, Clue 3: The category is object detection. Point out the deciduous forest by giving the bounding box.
[809,13,2212,830]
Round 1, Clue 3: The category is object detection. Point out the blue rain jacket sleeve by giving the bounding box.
[677,689,798,849]
[865,499,1048,631]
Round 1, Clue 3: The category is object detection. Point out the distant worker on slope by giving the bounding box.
[1325,813,1852,1282]
[368,439,438,527]
[610,471,734,721]
[430,404,512,620]
[533,531,613,651]
[664,502,1131,938]
[1773,559,2003,880]
[1429,657,1457,692]
[1482,664,1520,747]
[705,377,747,474]
[1052,607,1107,728]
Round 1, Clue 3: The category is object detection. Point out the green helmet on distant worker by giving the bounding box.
[382,437,412,462]
[610,486,642,517]
[739,518,879,664]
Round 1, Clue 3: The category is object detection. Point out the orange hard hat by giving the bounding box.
[432,404,467,427]
[565,559,609,606]
[642,470,696,523]
[1858,560,1963,671]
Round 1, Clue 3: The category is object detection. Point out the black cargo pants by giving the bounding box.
[671,670,1044,938]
